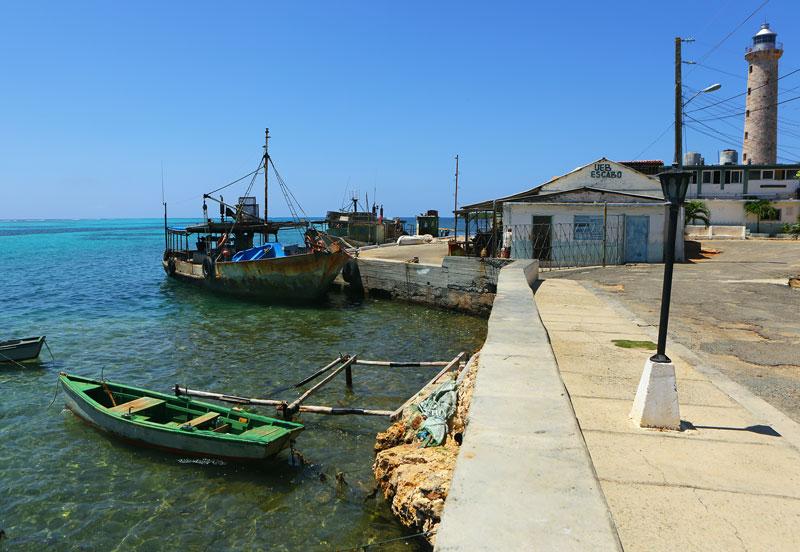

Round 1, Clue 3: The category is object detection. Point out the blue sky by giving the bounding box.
[2,1,799,219]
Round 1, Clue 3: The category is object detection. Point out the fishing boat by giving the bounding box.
[162,128,351,301]
[0,336,45,363]
[321,191,408,247]
[59,373,303,461]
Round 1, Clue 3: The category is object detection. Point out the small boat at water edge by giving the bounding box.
[0,336,45,362]
[162,128,351,302]
[59,373,303,461]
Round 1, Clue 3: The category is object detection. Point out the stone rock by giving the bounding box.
[371,354,479,546]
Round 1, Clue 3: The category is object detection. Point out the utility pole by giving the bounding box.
[674,37,682,169]
[454,155,459,241]
[264,128,270,221]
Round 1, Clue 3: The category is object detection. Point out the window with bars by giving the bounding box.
[573,215,604,241]
[724,171,742,184]
[702,170,721,184]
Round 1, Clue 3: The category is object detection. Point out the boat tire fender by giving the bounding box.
[202,257,215,280]
[341,260,361,285]
[166,258,176,276]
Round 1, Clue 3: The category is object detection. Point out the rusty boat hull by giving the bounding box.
[163,249,350,301]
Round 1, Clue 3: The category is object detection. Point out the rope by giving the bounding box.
[268,157,310,226]
[335,529,438,551]
[205,166,263,196]
[43,338,55,363]
[0,350,27,369]
[214,159,265,262]
[288,442,387,507]
[48,374,61,407]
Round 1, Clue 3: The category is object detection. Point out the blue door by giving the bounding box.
[625,216,649,263]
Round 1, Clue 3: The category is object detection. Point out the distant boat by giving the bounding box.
[0,336,45,363]
[322,192,408,247]
[162,128,351,301]
[59,373,303,461]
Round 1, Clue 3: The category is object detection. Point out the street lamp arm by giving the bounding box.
[682,83,722,107]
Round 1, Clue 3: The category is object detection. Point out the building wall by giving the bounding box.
[698,198,800,233]
[503,202,681,264]
[540,160,663,197]
[686,165,799,199]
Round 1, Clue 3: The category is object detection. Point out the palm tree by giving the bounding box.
[790,214,800,240]
[744,199,778,233]
[685,201,711,227]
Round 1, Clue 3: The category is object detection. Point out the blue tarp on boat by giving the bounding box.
[231,243,286,262]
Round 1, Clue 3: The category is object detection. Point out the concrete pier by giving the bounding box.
[434,261,623,550]
[339,243,512,316]
[363,243,800,550]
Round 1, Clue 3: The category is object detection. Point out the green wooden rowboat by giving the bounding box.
[59,372,303,461]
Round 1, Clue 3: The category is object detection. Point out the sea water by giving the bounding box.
[0,219,487,551]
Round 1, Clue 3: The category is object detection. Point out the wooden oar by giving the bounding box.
[101,381,117,407]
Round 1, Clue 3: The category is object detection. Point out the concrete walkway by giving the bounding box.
[535,279,800,551]
[435,262,622,551]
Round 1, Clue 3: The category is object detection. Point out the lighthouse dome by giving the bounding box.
[753,23,777,44]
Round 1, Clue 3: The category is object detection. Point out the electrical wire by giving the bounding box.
[686,67,800,114]
[694,94,800,122]
[632,122,674,161]
[691,0,772,67]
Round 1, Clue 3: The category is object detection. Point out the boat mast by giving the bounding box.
[454,154,459,242]
[263,128,270,222]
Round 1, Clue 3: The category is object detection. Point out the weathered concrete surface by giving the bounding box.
[434,261,622,551]
[536,279,800,551]
[357,241,450,264]
[340,244,513,316]
[542,239,800,422]
[630,358,681,430]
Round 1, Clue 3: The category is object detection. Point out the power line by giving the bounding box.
[686,67,800,114]
[692,0,772,67]
[694,94,800,122]
[632,121,674,161]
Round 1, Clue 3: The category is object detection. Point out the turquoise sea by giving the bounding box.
[0,219,487,551]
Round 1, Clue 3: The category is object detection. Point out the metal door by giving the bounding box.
[625,216,649,263]
[531,216,552,261]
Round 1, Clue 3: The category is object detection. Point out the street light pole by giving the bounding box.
[650,175,685,364]
[674,37,682,168]
[631,38,720,430]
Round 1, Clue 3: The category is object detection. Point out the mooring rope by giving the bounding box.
[48,375,60,407]
[335,529,438,551]
[43,338,55,362]
[0,351,27,369]
[288,442,387,507]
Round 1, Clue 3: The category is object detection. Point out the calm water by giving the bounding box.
[0,219,487,551]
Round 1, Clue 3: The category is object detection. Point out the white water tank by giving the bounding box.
[684,152,702,166]
[720,149,738,165]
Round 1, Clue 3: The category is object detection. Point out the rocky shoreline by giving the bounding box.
[372,353,479,547]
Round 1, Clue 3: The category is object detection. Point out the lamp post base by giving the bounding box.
[630,358,681,430]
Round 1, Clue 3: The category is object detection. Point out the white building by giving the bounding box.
[683,157,800,235]
[460,158,684,266]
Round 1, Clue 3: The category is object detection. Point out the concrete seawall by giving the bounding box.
[434,260,622,551]
[340,253,513,316]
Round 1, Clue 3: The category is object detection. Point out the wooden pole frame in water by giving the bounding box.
[293,356,344,388]
[174,386,392,417]
[285,354,358,416]
[353,359,450,367]
[174,351,467,420]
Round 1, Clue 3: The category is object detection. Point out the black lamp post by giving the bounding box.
[650,168,691,363]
